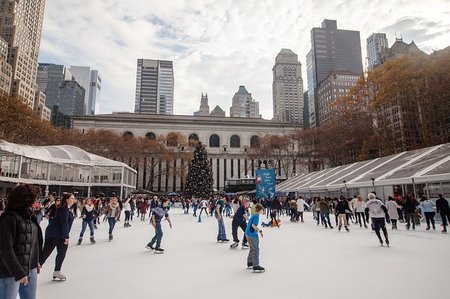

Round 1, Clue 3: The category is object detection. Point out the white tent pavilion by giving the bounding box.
[277,143,450,199]
[0,140,137,198]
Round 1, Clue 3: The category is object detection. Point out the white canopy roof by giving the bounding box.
[277,143,450,193]
[0,139,135,171]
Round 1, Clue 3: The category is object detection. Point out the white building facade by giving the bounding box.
[73,113,303,192]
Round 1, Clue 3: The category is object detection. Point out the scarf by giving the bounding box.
[84,204,94,212]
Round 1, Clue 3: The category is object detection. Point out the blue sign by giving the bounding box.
[255,169,276,199]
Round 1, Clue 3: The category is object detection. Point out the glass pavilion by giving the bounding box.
[0,140,137,198]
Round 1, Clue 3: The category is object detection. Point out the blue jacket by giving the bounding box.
[45,207,74,239]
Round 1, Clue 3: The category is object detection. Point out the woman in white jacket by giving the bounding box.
[385,196,400,230]
[354,195,367,228]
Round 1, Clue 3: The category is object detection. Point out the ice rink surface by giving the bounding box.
[38,209,450,299]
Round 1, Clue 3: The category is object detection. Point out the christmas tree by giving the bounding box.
[184,142,213,199]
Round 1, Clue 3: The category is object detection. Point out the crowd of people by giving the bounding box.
[1,183,449,298]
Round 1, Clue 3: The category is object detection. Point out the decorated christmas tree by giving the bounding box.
[184,142,213,199]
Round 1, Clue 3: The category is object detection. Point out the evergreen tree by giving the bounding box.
[184,142,213,199]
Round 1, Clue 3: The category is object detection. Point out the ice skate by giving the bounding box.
[90,237,96,244]
[109,234,113,241]
[145,243,154,250]
[252,265,265,273]
[52,271,66,281]
[386,240,390,247]
[241,243,249,249]
[154,247,164,254]
[246,263,253,269]
[230,242,238,249]
[77,238,82,245]
[345,226,350,232]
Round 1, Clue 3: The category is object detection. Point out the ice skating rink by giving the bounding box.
[38,209,450,299]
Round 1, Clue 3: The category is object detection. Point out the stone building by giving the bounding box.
[73,113,302,192]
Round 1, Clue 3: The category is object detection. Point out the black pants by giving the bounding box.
[231,221,247,244]
[41,238,68,271]
[424,212,435,229]
[440,212,450,232]
[390,219,398,229]
[405,212,416,229]
[356,212,367,227]
[372,218,388,243]
[125,211,131,222]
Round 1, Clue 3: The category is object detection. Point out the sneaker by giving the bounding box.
[241,243,249,249]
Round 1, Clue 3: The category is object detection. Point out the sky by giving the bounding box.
[38,0,450,119]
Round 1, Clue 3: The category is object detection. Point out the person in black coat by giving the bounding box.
[40,193,76,281]
[436,194,450,233]
[0,184,43,299]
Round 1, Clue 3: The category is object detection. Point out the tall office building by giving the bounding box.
[135,59,174,114]
[0,37,11,95]
[272,49,304,124]
[367,33,388,71]
[316,71,360,124]
[69,66,102,115]
[306,19,363,127]
[37,63,85,127]
[230,86,260,118]
[0,0,46,111]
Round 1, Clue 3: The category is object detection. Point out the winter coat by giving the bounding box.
[82,204,95,222]
[436,198,450,214]
[403,199,419,213]
[45,207,74,240]
[0,210,43,280]
[354,201,366,213]
[385,201,399,220]
[335,201,349,214]
[319,201,330,213]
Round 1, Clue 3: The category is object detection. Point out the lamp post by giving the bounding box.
[343,180,347,198]
[371,178,375,193]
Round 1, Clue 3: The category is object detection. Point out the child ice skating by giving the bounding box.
[230,198,249,249]
[245,203,265,273]
[146,198,172,253]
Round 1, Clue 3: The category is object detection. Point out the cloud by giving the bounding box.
[39,0,450,118]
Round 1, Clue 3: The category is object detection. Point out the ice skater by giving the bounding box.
[106,197,121,241]
[230,198,249,249]
[41,193,76,281]
[386,196,400,230]
[245,203,265,272]
[335,196,350,232]
[215,196,229,242]
[146,198,172,253]
[77,198,96,245]
[365,193,390,247]
[354,195,367,228]
[436,193,450,233]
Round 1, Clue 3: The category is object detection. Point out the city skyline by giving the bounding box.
[38,0,450,119]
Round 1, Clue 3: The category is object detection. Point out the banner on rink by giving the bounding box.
[255,169,276,199]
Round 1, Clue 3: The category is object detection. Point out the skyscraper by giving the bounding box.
[37,63,85,127]
[0,0,46,110]
[367,33,388,71]
[306,19,363,127]
[230,86,260,118]
[272,49,304,124]
[135,59,174,114]
[69,66,102,115]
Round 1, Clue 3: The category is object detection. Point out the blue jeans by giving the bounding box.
[108,217,116,235]
[80,220,95,238]
[246,235,260,266]
[215,214,227,240]
[149,222,163,248]
[0,268,37,299]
